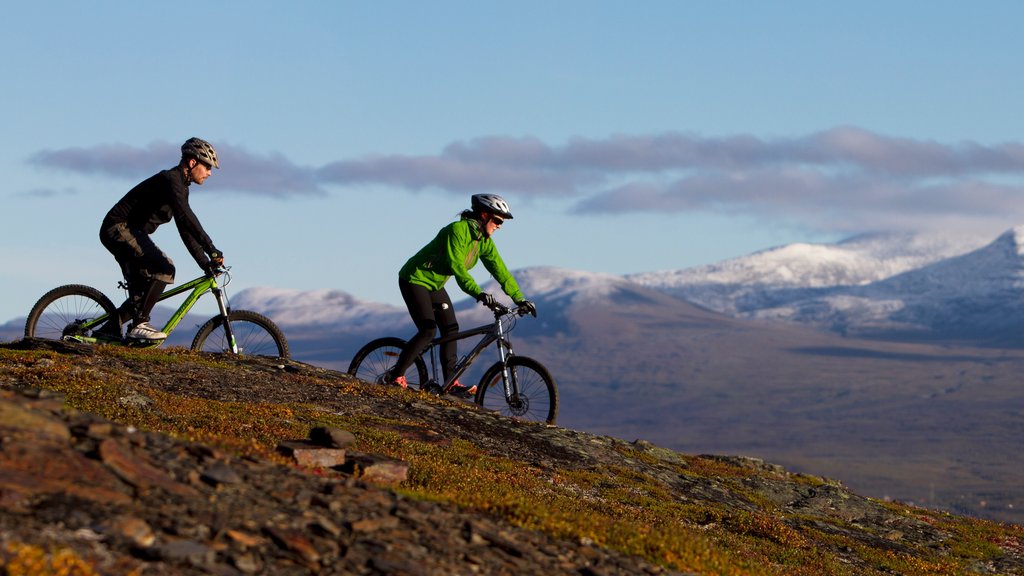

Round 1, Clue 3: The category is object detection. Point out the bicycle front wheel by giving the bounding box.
[25,285,118,341]
[476,356,559,425]
[347,337,428,389]
[191,310,290,358]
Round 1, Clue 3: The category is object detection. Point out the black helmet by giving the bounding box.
[471,194,513,219]
[181,137,220,169]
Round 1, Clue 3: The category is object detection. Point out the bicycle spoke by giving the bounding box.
[236,322,277,355]
[212,322,269,355]
[25,286,117,341]
[191,311,289,358]
[348,337,427,389]
[477,357,558,425]
[354,347,400,384]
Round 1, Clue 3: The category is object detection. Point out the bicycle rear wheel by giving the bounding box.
[25,285,118,341]
[191,310,290,358]
[347,337,428,389]
[476,356,559,425]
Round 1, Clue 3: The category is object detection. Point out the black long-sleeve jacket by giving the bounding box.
[101,167,219,267]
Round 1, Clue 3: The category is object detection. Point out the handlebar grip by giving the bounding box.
[488,302,511,315]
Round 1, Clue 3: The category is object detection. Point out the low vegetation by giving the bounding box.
[1,344,1021,575]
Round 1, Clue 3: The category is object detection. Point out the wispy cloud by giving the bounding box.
[29,141,325,198]
[26,128,1024,233]
[15,186,79,198]
[29,142,173,179]
[571,128,1024,233]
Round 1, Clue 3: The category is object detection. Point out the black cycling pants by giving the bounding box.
[391,279,460,383]
[100,222,175,323]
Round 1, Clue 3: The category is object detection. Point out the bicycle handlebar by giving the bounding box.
[484,301,535,318]
[487,302,511,316]
[207,265,231,283]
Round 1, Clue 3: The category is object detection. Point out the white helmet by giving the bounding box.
[471,194,513,219]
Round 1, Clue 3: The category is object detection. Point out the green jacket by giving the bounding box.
[399,217,525,302]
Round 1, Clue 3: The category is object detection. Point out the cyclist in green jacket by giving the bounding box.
[387,194,536,393]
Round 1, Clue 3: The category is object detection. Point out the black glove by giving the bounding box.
[516,299,537,317]
[476,292,496,307]
[204,258,224,276]
[203,251,223,274]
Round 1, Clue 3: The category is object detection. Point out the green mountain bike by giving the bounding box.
[347,301,558,425]
[24,267,289,358]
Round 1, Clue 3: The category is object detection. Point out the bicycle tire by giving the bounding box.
[191,310,290,358]
[475,356,559,425]
[25,284,118,341]
[347,337,428,389]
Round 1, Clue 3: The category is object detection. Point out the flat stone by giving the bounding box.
[308,426,356,449]
[0,399,71,441]
[101,515,156,547]
[343,452,409,485]
[98,438,199,497]
[277,440,346,469]
[145,539,215,565]
[265,526,321,564]
[226,529,263,548]
[349,516,400,532]
[0,441,132,507]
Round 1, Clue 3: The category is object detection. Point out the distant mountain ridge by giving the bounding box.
[629,227,1024,344]
[4,227,1016,347]
[230,227,1021,345]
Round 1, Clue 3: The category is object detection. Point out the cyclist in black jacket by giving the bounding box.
[97,137,224,341]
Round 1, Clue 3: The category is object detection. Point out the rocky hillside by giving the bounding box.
[1,340,1021,575]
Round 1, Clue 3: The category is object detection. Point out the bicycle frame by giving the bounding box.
[348,301,553,422]
[152,274,229,339]
[77,272,236,351]
[422,307,516,396]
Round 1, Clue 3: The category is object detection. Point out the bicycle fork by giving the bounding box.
[492,319,523,406]
[212,286,238,354]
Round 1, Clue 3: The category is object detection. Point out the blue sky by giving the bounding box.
[3,1,1024,323]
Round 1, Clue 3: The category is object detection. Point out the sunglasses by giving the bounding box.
[490,216,505,226]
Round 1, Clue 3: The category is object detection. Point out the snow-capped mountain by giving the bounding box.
[627,231,988,315]
[627,229,1024,342]
[230,287,407,330]
[512,267,636,302]
[848,227,1024,339]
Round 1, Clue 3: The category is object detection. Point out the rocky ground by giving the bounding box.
[1,338,1022,575]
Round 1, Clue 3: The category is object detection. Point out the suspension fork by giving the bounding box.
[211,285,238,354]
[493,316,519,401]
